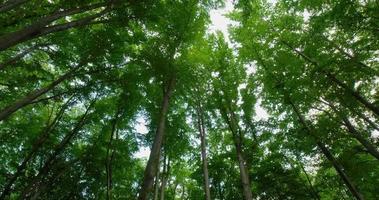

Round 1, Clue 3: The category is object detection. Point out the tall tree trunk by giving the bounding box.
[294,155,320,200]
[342,116,379,160]
[0,0,29,13]
[106,108,121,200]
[196,104,211,200]
[220,105,253,200]
[0,98,72,200]
[19,100,94,199]
[341,99,379,131]
[138,76,175,200]
[0,2,108,51]
[323,101,379,160]
[172,182,178,199]
[280,40,379,117]
[288,99,365,200]
[153,160,161,200]
[325,38,378,75]
[0,65,81,121]
[159,155,170,200]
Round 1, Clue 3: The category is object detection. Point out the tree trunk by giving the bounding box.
[325,38,378,75]
[288,99,365,200]
[220,105,253,200]
[280,40,379,117]
[0,0,29,13]
[0,2,108,51]
[159,155,170,200]
[0,65,80,121]
[196,104,211,200]
[0,45,40,71]
[0,98,72,200]
[342,117,379,160]
[19,100,94,199]
[153,160,161,200]
[138,76,175,200]
[295,155,320,200]
[325,101,379,160]
[106,108,121,200]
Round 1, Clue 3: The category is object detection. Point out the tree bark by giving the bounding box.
[19,100,94,199]
[288,99,365,200]
[0,2,108,51]
[196,104,211,200]
[0,98,72,200]
[0,65,81,121]
[138,76,175,200]
[0,0,29,13]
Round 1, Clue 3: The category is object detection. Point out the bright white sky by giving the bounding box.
[134,0,269,159]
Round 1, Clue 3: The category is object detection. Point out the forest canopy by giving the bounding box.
[0,0,378,199]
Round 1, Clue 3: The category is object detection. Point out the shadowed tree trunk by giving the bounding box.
[220,105,253,200]
[196,103,211,200]
[138,76,175,200]
[153,159,161,200]
[280,40,379,117]
[0,2,109,51]
[19,100,95,199]
[0,98,73,200]
[288,99,365,200]
[0,0,29,13]
[0,63,83,121]
[106,107,121,200]
[159,154,170,200]
[0,44,46,71]
[320,99,379,160]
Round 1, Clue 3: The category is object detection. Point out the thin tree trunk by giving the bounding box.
[325,72,379,117]
[172,182,178,199]
[342,116,379,160]
[138,76,176,200]
[0,2,108,51]
[220,105,253,200]
[325,38,378,75]
[294,155,320,200]
[153,160,161,200]
[341,100,379,131]
[0,45,41,71]
[288,99,365,200]
[159,155,170,200]
[30,158,79,200]
[0,65,81,121]
[0,98,72,200]
[0,0,29,13]
[181,184,185,199]
[106,108,121,200]
[19,100,94,199]
[322,100,379,160]
[280,40,379,117]
[196,104,211,200]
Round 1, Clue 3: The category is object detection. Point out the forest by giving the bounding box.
[0,0,378,199]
